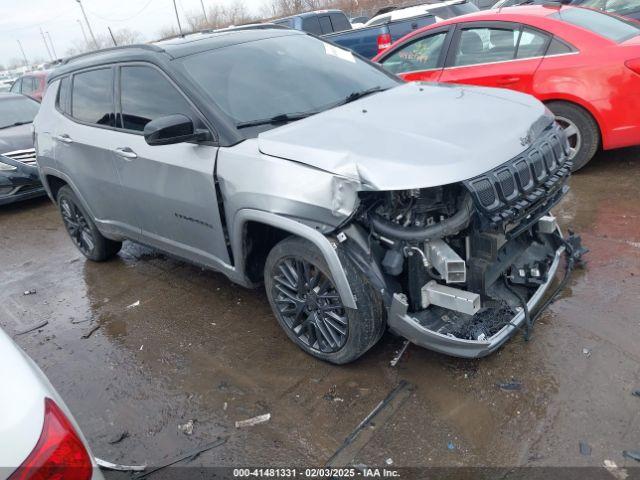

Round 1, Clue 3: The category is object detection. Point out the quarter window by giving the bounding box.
[71,68,115,127]
[119,66,195,132]
[546,37,574,56]
[57,77,70,114]
[381,32,447,74]
[454,27,519,66]
[516,28,550,59]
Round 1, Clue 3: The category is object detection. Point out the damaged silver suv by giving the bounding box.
[34,26,585,364]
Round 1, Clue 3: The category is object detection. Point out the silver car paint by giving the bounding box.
[257,82,553,190]
[36,78,551,314]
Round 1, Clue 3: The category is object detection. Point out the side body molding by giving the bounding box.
[231,209,357,310]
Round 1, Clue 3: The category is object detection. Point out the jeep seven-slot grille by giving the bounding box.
[3,148,37,166]
[464,124,572,226]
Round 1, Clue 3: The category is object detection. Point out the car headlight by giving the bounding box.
[0,158,17,171]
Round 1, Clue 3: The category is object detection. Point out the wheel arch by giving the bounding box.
[43,174,68,202]
[540,95,604,148]
[232,209,357,310]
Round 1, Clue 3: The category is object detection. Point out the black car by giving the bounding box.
[0,93,44,205]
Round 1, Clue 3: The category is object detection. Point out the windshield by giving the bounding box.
[579,0,640,16]
[552,7,640,42]
[0,96,40,129]
[180,33,399,129]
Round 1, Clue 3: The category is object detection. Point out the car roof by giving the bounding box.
[275,9,345,20]
[49,27,302,82]
[0,92,28,100]
[367,0,470,23]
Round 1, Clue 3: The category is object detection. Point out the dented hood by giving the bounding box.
[258,82,553,190]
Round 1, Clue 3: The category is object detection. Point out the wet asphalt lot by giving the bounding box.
[1,148,639,477]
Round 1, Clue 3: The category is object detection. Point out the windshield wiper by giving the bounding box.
[236,112,317,129]
[0,121,32,130]
[337,86,388,107]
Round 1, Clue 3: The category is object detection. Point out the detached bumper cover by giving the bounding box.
[387,244,565,359]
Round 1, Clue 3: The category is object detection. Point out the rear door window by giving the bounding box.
[71,68,115,127]
[453,27,519,67]
[330,13,351,32]
[119,65,195,132]
[318,15,333,34]
[302,16,322,35]
[551,8,640,42]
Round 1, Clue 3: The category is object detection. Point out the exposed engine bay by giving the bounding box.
[341,123,587,357]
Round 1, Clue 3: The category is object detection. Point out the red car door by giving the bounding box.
[439,22,550,95]
[377,27,452,82]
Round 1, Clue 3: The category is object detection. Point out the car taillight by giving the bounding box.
[625,58,640,75]
[8,398,92,480]
[377,33,392,53]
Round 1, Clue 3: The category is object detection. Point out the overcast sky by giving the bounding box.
[0,0,265,67]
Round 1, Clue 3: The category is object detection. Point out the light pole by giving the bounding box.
[172,0,184,37]
[46,32,58,59]
[77,19,89,46]
[39,27,53,61]
[200,0,208,23]
[75,0,99,49]
[16,40,29,67]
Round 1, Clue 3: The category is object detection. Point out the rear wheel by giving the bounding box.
[264,237,384,364]
[547,101,600,172]
[57,186,121,261]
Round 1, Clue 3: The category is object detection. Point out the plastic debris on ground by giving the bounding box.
[390,340,410,367]
[81,324,101,339]
[95,458,146,472]
[497,380,522,391]
[623,450,640,462]
[23,289,36,296]
[579,441,592,456]
[178,420,195,435]
[127,300,140,309]
[14,320,48,336]
[108,431,129,445]
[235,413,271,428]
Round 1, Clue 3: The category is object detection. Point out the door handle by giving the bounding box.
[54,134,73,144]
[496,76,520,86]
[113,147,137,159]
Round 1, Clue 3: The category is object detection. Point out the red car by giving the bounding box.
[9,71,50,102]
[373,5,640,170]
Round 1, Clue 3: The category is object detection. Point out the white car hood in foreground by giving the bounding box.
[258,82,553,190]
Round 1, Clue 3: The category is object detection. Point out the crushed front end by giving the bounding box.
[342,123,586,358]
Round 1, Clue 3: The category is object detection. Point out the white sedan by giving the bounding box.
[0,327,103,480]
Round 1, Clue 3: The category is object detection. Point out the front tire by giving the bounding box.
[264,237,384,364]
[547,101,600,172]
[57,186,122,261]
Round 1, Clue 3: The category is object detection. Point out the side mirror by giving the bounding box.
[143,114,210,146]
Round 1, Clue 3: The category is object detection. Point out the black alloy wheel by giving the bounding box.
[60,196,96,257]
[271,256,348,353]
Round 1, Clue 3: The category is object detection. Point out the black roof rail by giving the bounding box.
[61,44,165,65]
[199,23,291,34]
